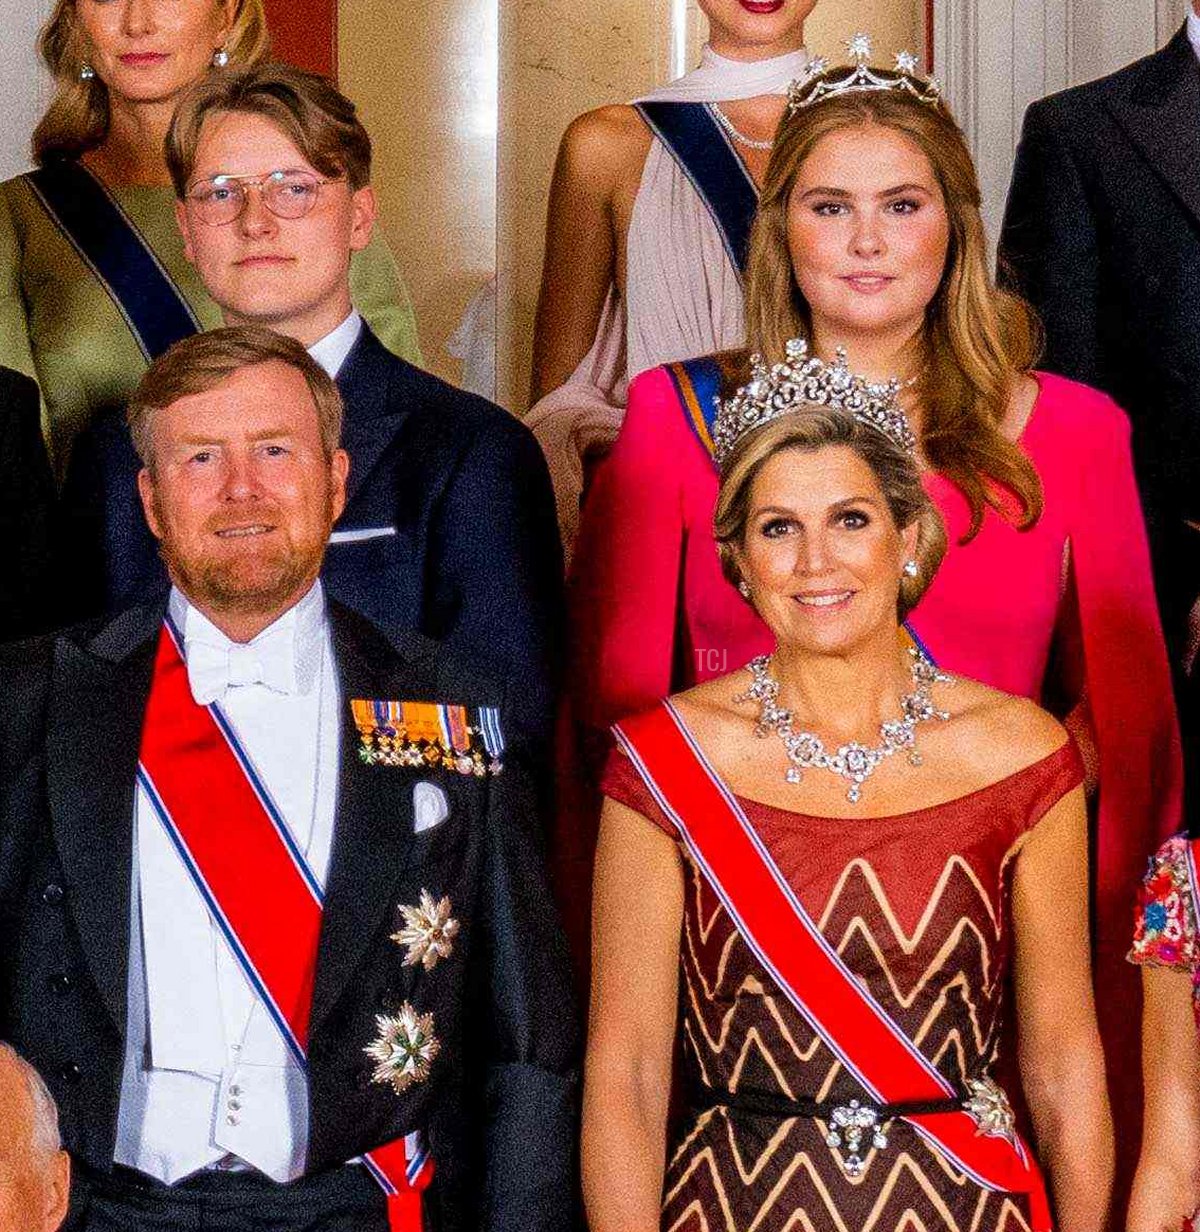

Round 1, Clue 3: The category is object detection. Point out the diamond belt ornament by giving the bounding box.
[825,1099,889,1177]
[365,1004,441,1095]
[392,890,459,971]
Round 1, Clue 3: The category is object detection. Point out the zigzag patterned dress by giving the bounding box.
[602,732,1083,1232]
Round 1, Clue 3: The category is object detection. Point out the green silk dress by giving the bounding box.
[0,168,422,477]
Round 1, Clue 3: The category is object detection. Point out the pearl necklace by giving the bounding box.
[736,648,952,804]
[709,102,775,151]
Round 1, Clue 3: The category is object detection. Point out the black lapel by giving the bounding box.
[309,606,426,1032]
[337,328,412,510]
[45,603,163,1033]
[1106,27,1200,228]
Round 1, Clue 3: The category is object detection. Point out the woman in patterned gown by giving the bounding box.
[583,381,1113,1230]
[1128,838,1200,1229]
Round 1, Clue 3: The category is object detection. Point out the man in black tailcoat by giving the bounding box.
[0,328,577,1231]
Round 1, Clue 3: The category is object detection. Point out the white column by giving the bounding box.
[0,1,55,180]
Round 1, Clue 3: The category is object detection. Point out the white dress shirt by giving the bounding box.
[307,310,363,378]
[1189,8,1200,61]
[116,583,341,1183]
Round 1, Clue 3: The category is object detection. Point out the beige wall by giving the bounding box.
[340,0,498,384]
[337,0,923,397]
[497,0,925,411]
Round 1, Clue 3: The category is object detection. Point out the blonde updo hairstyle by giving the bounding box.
[742,75,1043,542]
[33,0,270,164]
[714,406,947,622]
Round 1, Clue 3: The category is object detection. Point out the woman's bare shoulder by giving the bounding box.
[557,104,653,190]
[943,675,1069,778]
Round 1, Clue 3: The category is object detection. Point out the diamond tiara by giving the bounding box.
[711,338,916,468]
[787,33,942,113]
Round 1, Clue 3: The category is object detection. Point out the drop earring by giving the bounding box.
[80,63,96,81]
[212,46,229,68]
[902,559,919,579]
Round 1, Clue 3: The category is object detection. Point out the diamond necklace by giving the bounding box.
[709,102,775,151]
[735,647,952,804]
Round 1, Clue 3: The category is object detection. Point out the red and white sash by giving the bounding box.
[615,702,1052,1231]
[136,622,432,1231]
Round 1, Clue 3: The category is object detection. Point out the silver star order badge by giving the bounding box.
[391,890,460,971]
[964,1077,1018,1148]
[364,1003,441,1095]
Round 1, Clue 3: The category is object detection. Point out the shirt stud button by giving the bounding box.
[226,1114,239,1126]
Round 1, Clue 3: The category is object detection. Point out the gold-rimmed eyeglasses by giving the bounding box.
[184,169,344,226]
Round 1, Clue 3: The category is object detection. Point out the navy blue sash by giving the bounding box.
[634,102,758,275]
[26,161,200,361]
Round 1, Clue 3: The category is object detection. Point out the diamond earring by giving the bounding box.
[80,63,96,81]
[738,580,752,599]
[902,559,919,579]
[212,47,229,68]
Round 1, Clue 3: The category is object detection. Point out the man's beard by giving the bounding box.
[159,522,324,619]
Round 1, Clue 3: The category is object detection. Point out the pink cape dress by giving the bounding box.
[557,358,1182,1194]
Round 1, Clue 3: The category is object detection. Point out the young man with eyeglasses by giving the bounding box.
[59,66,564,757]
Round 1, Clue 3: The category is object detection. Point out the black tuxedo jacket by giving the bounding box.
[0,600,578,1232]
[1000,26,1200,652]
[59,328,565,752]
[0,365,56,642]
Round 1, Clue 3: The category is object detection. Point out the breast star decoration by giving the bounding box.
[392,890,460,971]
[365,1003,441,1095]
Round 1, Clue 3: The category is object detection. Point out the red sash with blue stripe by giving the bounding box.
[136,622,431,1230]
[614,702,1052,1230]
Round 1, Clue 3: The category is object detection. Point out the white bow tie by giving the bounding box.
[186,637,298,706]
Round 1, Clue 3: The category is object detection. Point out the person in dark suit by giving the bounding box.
[999,16,1200,669]
[0,326,577,1232]
[0,366,56,643]
[60,64,563,753]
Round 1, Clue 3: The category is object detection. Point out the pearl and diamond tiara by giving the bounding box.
[787,32,942,114]
[711,338,916,468]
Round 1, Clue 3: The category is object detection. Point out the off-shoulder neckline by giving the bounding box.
[663,699,1077,824]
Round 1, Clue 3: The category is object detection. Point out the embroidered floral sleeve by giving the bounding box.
[1130,835,1200,996]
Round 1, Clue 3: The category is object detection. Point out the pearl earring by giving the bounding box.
[212,47,229,68]
[902,559,919,579]
[80,63,96,81]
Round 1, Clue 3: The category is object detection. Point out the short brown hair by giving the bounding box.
[34,0,269,165]
[166,63,372,198]
[127,326,343,467]
[714,407,947,622]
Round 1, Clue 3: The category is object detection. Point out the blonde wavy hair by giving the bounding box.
[32,0,269,165]
[742,83,1043,541]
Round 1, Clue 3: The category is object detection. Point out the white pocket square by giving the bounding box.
[328,525,397,545]
[413,781,450,833]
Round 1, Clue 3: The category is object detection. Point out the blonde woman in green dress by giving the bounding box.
[0,0,421,476]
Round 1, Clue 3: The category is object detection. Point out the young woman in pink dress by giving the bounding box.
[559,40,1182,1193]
